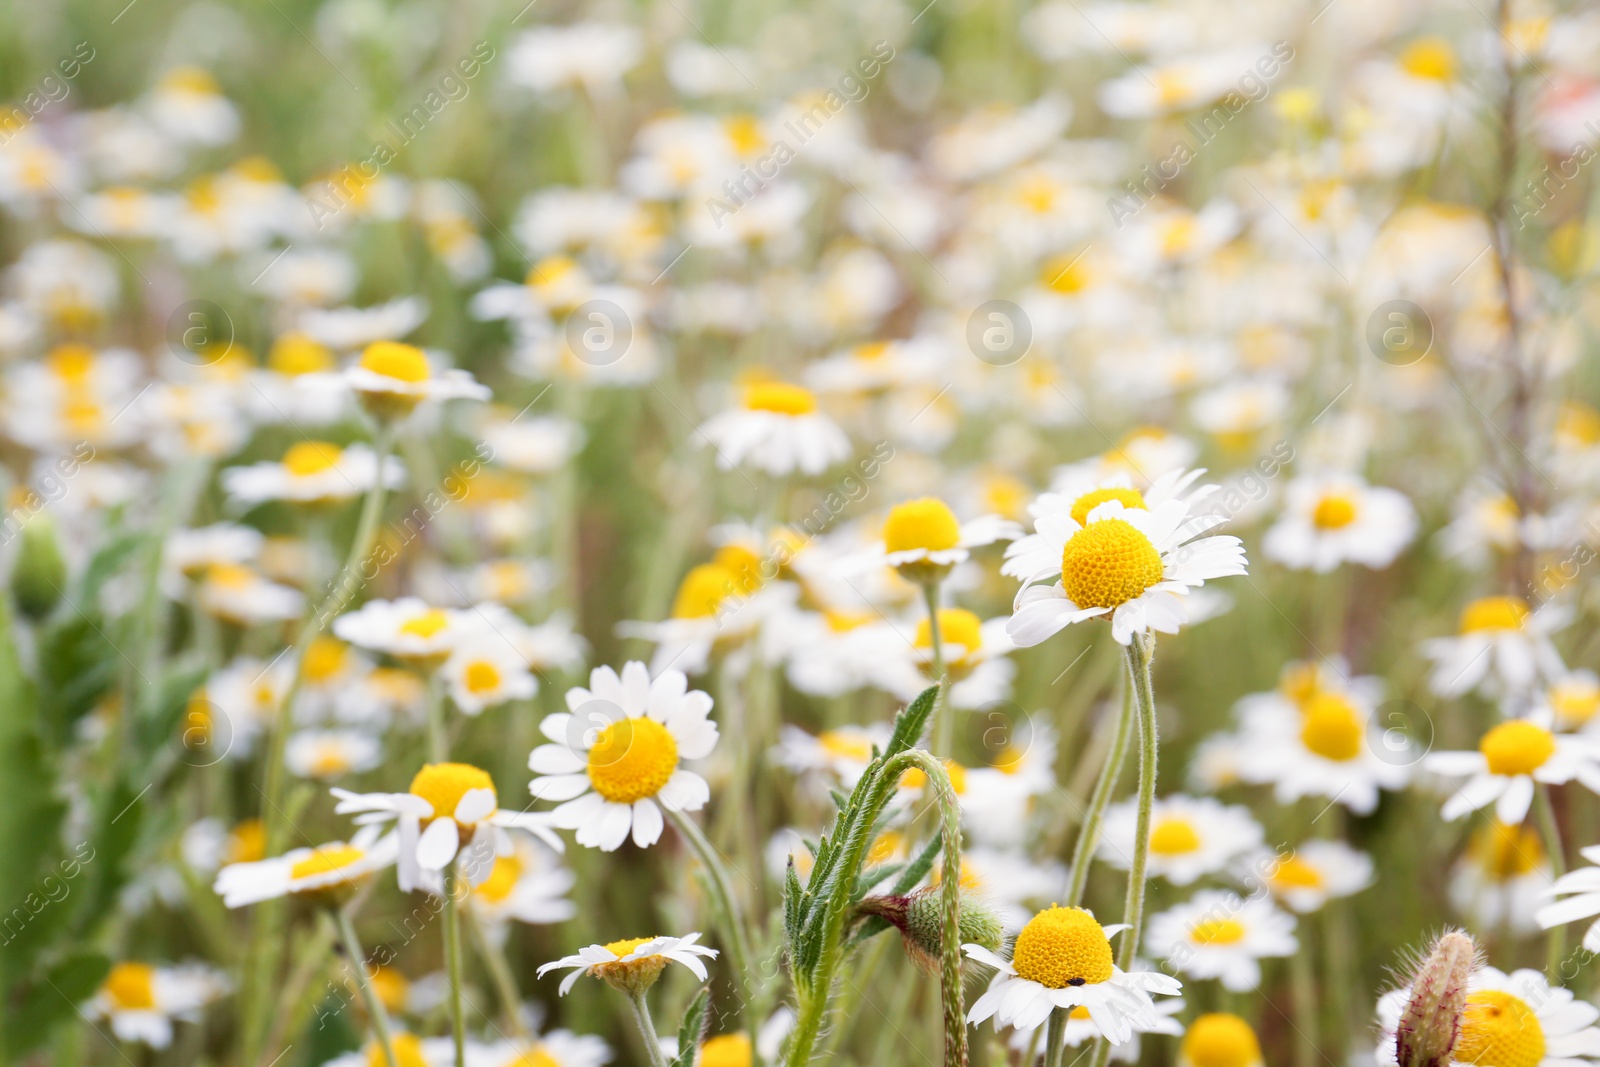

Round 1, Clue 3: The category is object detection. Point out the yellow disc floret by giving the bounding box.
[1009,906,1114,988]
[475,855,523,904]
[409,762,496,823]
[1181,1013,1263,1067]
[1399,37,1457,82]
[1190,918,1247,945]
[916,609,983,657]
[1299,692,1364,762]
[1149,816,1202,855]
[368,1033,430,1067]
[399,609,451,639]
[1469,820,1544,879]
[884,498,962,555]
[360,341,431,383]
[587,717,679,804]
[1455,991,1545,1067]
[1480,720,1555,777]
[283,441,342,477]
[289,845,365,882]
[463,660,502,695]
[1069,487,1147,526]
[743,381,816,415]
[671,563,737,619]
[1311,493,1358,529]
[699,1034,753,1067]
[103,962,157,1010]
[269,334,335,377]
[1059,519,1165,610]
[593,936,670,992]
[1269,855,1324,891]
[505,1048,561,1067]
[1460,596,1529,633]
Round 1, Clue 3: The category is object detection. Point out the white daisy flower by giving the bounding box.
[537,933,718,996]
[1424,710,1600,824]
[528,662,719,851]
[1262,472,1418,572]
[477,414,584,475]
[872,607,1017,711]
[478,1030,612,1067]
[222,440,404,506]
[1176,1013,1263,1067]
[319,1033,452,1067]
[1422,597,1569,699]
[849,497,1020,582]
[1454,820,1550,936]
[615,552,794,676]
[1537,843,1600,952]
[312,340,490,422]
[1100,794,1264,887]
[163,522,263,584]
[87,961,229,1048]
[467,832,576,935]
[333,598,486,662]
[1374,966,1600,1067]
[1010,996,1184,1063]
[1145,890,1298,992]
[213,824,398,907]
[333,762,564,893]
[285,729,382,780]
[194,563,303,626]
[1004,492,1247,647]
[696,380,850,476]
[963,906,1181,1042]
[1541,671,1600,734]
[1241,841,1374,914]
[146,67,238,145]
[774,723,889,789]
[442,643,539,716]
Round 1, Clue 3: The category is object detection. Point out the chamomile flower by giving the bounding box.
[163,522,264,584]
[538,933,718,995]
[1544,672,1600,734]
[88,961,229,1048]
[478,1031,613,1067]
[285,729,382,780]
[1262,473,1418,572]
[963,905,1182,1041]
[194,563,304,625]
[1146,891,1297,992]
[528,662,719,851]
[222,441,403,506]
[1422,597,1569,699]
[852,498,1020,584]
[1243,841,1374,914]
[332,762,564,893]
[696,380,850,476]
[775,723,889,789]
[330,340,490,421]
[1004,493,1247,647]
[1454,820,1550,935]
[1177,1013,1263,1067]
[334,599,482,662]
[1015,997,1185,1063]
[1374,966,1600,1067]
[1424,711,1600,824]
[213,824,398,907]
[1100,794,1263,886]
[1536,843,1600,952]
[467,832,576,935]
[442,644,539,716]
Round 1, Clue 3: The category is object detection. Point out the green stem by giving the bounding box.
[334,908,400,1067]
[1043,1008,1067,1067]
[425,670,448,762]
[469,910,532,1040]
[1064,672,1135,906]
[444,864,467,1067]
[1538,784,1567,973]
[667,808,755,1000]
[1289,935,1318,1067]
[923,581,952,758]
[624,991,670,1067]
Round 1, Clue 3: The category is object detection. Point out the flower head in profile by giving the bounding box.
[222,440,404,506]
[333,762,563,893]
[696,379,850,476]
[319,340,490,422]
[1145,891,1297,992]
[1002,478,1246,646]
[1424,709,1600,824]
[537,932,718,995]
[528,662,719,850]
[963,905,1181,1042]
[1422,596,1569,699]
[213,824,397,907]
[849,496,1020,585]
[87,961,229,1048]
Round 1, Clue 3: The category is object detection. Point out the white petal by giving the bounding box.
[416,818,460,870]
[632,799,664,847]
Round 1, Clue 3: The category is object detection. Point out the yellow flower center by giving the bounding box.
[1479,721,1555,777]
[505,1049,561,1067]
[205,562,257,590]
[161,66,221,95]
[282,441,343,477]
[399,609,451,639]
[1269,856,1324,891]
[1009,906,1114,989]
[289,845,365,881]
[1550,680,1600,728]
[724,114,765,155]
[47,343,97,382]
[1455,991,1545,1067]
[1042,253,1092,294]
[713,544,764,593]
[1059,518,1165,610]
[867,830,902,866]
[1461,596,1529,633]
[303,636,349,684]
[1181,1013,1263,1067]
[269,333,335,377]
[227,819,267,864]
[1190,919,1247,945]
[463,660,502,695]
[359,341,431,383]
[587,717,679,804]
[370,966,409,1012]
[883,498,962,555]
[1070,487,1147,526]
[671,563,737,619]
[1311,493,1358,529]
[308,745,352,778]
[1399,38,1457,82]
[1469,820,1544,879]
[743,381,816,415]
[1149,816,1202,856]
[475,855,523,904]
[700,1034,753,1067]
[819,730,875,762]
[898,759,967,794]
[408,762,496,823]
[916,609,983,657]
[1279,663,1323,707]
[1299,692,1364,762]
[1558,401,1600,447]
[367,1033,431,1067]
[103,962,157,1010]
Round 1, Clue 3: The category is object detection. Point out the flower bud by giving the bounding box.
[1395,929,1479,1067]
[11,508,66,621]
[859,887,1003,973]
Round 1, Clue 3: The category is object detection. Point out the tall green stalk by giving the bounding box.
[333,907,400,1067]
[443,863,467,1067]
[922,581,952,758]
[1063,673,1134,906]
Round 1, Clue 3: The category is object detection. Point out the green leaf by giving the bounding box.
[884,684,939,759]
[34,612,119,744]
[5,951,110,1055]
[671,985,711,1067]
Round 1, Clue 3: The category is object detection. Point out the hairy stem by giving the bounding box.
[1064,671,1134,906]
[625,990,671,1067]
